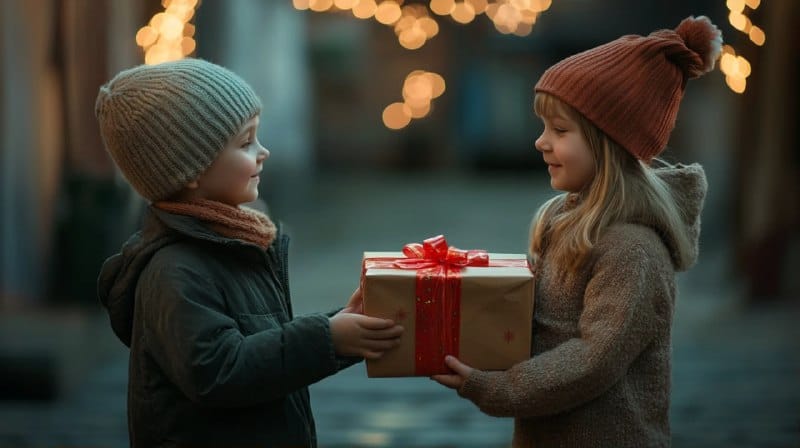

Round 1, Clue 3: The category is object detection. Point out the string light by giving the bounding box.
[136,0,200,65]
[383,70,446,130]
[722,0,764,93]
[293,0,551,128]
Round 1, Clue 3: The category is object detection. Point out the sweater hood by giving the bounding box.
[644,162,707,271]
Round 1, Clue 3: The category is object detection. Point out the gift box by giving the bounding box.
[362,235,534,377]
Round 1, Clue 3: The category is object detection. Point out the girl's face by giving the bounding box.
[534,111,595,193]
[191,115,269,207]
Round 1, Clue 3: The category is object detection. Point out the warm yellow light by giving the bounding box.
[407,101,431,118]
[725,75,746,93]
[424,72,446,98]
[352,0,377,18]
[721,44,735,55]
[520,9,537,25]
[430,0,455,16]
[749,25,765,46]
[383,102,412,130]
[180,36,196,55]
[310,0,334,12]
[510,0,527,11]
[398,27,427,50]
[394,15,416,34]
[451,2,476,24]
[293,0,311,10]
[736,56,751,77]
[167,3,194,21]
[150,12,167,29]
[726,0,745,13]
[335,0,359,10]
[728,11,747,31]
[494,4,522,31]
[744,0,760,9]
[136,26,159,48]
[485,2,499,19]
[145,44,170,65]
[418,17,439,37]
[402,4,427,17]
[183,23,196,37]
[160,14,184,40]
[375,1,402,24]
[513,21,533,36]
[403,74,434,106]
[466,0,488,14]
[719,52,736,74]
[530,0,550,12]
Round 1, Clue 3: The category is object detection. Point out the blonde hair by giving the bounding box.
[530,93,694,273]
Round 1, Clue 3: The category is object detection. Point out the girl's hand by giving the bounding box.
[431,356,475,390]
[341,287,364,314]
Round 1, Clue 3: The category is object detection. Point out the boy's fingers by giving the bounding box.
[358,316,396,330]
[363,325,404,340]
[362,350,383,360]
[362,338,401,351]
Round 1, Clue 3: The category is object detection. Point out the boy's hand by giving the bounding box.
[341,287,363,314]
[431,356,475,390]
[329,313,403,360]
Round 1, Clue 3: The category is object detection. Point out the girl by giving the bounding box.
[95,59,403,447]
[433,16,720,447]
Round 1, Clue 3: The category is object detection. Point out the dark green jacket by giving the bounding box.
[98,206,356,447]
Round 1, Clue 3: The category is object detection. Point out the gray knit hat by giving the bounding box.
[95,58,262,201]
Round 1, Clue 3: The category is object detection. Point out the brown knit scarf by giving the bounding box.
[154,199,276,249]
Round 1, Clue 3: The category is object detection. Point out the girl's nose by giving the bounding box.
[534,134,547,152]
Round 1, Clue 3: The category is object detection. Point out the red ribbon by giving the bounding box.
[363,235,527,375]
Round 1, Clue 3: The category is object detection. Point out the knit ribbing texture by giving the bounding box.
[95,59,262,201]
[535,16,722,161]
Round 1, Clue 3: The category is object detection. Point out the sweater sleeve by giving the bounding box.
[459,236,670,418]
[139,261,340,408]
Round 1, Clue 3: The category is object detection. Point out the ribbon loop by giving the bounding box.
[400,235,488,269]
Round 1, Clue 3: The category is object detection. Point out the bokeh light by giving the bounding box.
[137,0,200,64]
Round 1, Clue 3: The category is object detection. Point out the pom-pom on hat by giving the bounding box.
[95,58,262,202]
[535,16,723,161]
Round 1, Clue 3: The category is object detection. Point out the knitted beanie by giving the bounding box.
[535,16,722,161]
[95,58,262,201]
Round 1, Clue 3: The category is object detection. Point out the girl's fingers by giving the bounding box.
[444,355,473,376]
[431,374,462,389]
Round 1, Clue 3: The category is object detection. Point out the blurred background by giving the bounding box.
[1,0,798,447]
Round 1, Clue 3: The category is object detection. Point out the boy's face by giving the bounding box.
[191,115,269,207]
[534,111,594,193]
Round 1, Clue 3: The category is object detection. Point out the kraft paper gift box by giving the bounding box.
[361,235,534,378]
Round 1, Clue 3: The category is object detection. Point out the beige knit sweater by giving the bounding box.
[459,164,707,448]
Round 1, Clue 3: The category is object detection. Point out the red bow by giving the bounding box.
[394,235,489,269]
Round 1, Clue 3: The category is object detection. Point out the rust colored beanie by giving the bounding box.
[535,16,722,161]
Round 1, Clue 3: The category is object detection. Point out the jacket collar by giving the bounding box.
[146,205,283,252]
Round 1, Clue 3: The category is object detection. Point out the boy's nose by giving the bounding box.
[258,146,270,161]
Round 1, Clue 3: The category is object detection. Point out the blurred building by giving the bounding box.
[0,0,797,402]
